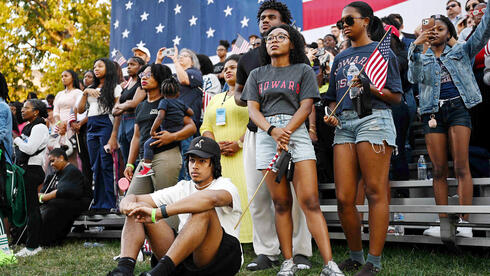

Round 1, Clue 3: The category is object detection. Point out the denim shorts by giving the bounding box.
[421,97,472,134]
[256,114,316,170]
[333,109,397,149]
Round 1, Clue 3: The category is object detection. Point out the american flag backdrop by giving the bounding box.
[364,28,392,93]
[109,0,302,63]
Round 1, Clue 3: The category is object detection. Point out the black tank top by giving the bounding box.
[119,83,139,112]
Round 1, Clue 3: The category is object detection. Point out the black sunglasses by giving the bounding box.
[336,15,365,29]
[446,3,457,10]
[466,3,477,12]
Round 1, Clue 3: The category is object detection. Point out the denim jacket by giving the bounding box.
[0,97,13,164]
[408,10,490,115]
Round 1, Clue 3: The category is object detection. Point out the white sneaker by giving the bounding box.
[456,219,473,238]
[423,225,441,238]
[277,258,297,276]
[321,260,345,276]
[15,247,42,257]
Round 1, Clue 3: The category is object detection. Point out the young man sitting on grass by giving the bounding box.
[108,136,243,276]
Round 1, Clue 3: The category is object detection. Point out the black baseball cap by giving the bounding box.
[185,136,221,159]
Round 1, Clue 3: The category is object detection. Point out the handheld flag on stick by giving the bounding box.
[234,152,279,230]
[327,26,393,117]
[113,50,127,66]
[230,33,251,54]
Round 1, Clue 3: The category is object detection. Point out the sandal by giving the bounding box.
[246,254,279,271]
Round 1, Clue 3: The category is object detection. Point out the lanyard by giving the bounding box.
[221,91,232,106]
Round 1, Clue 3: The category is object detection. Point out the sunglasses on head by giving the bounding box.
[466,3,478,12]
[336,15,365,29]
[470,7,486,16]
[446,3,457,10]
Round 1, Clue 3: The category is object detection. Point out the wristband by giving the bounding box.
[160,204,169,218]
[267,125,276,136]
[39,194,44,204]
[309,128,316,134]
[126,163,135,170]
[151,208,157,223]
[237,140,243,149]
[55,120,61,126]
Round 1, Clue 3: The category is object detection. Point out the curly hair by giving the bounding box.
[219,40,230,50]
[256,0,292,25]
[91,58,118,114]
[259,24,306,66]
[26,99,48,119]
[161,77,180,98]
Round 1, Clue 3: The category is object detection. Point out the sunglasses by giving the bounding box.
[336,15,365,29]
[466,3,477,12]
[470,7,486,16]
[446,3,457,10]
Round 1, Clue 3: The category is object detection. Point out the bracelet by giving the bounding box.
[39,194,44,204]
[309,128,316,134]
[126,163,135,170]
[237,140,243,149]
[267,125,276,136]
[151,208,157,223]
[160,204,169,218]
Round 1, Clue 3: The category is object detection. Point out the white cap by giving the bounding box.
[131,46,151,58]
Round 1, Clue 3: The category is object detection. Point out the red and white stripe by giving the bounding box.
[230,34,250,54]
[365,49,389,93]
[485,40,490,57]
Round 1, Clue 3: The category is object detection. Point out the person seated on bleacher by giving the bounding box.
[108,136,242,276]
[37,148,92,246]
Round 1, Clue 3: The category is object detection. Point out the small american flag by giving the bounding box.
[364,27,392,93]
[68,111,77,123]
[113,50,127,66]
[230,33,250,55]
[484,40,490,57]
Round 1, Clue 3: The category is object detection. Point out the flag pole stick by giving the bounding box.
[234,153,279,230]
[327,27,392,118]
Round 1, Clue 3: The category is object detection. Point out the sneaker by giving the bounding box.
[321,260,345,275]
[456,218,473,238]
[338,258,363,272]
[387,226,396,235]
[354,262,380,276]
[246,254,279,271]
[136,165,155,178]
[14,247,42,257]
[106,267,132,276]
[293,254,312,270]
[277,259,297,276]
[423,220,441,238]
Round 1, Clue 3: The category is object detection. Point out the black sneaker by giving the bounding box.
[107,267,132,276]
[338,258,363,272]
[354,262,380,276]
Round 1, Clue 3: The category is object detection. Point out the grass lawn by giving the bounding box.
[1,238,489,275]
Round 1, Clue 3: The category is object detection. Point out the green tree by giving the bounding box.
[0,0,110,101]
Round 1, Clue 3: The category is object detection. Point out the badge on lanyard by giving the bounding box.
[216,108,226,125]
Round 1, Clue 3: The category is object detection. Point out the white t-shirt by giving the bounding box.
[150,177,242,239]
[87,85,122,117]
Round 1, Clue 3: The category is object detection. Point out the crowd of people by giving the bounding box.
[1,0,490,275]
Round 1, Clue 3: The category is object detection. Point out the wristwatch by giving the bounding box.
[237,140,243,148]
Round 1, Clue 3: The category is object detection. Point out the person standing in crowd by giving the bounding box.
[201,54,252,243]
[234,0,313,271]
[446,1,463,27]
[0,72,13,166]
[112,56,146,164]
[409,10,490,238]
[77,58,121,211]
[459,0,486,41]
[13,99,49,257]
[53,70,83,166]
[45,94,55,109]
[242,24,343,276]
[235,0,314,271]
[324,2,403,275]
[213,40,230,87]
[156,47,203,181]
[109,137,242,276]
[197,54,222,116]
[37,148,92,246]
[132,45,151,64]
[123,65,196,229]
[324,34,339,53]
[330,25,342,47]
[9,101,25,135]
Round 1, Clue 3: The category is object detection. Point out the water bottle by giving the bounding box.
[347,62,361,99]
[417,155,427,180]
[394,213,405,236]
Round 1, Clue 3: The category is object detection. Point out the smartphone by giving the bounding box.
[422,18,435,31]
[162,48,175,56]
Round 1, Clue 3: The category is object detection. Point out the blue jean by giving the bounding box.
[421,97,472,134]
[118,113,135,164]
[178,136,192,181]
[87,115,116,209]
[143,137,157,161]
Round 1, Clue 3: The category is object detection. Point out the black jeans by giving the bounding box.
[24,165,44,249]
[78,124,93,186]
